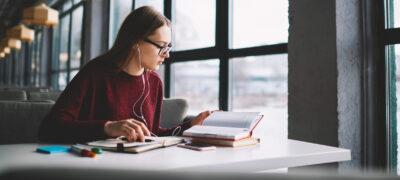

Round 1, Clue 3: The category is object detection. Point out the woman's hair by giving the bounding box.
[89,6,170,71]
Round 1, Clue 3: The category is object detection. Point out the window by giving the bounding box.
[390,0,400,28]
[231,0,288,48]
[51,0,84,90]
[391,44,400,173]
[171,60,219,114]
[109,0,165,81]
[109,0,133,48]
[230,54,288,138]
[385,0,400,173]
[157,0,288,140]
[172,0,215,51]
[135,0,164,13]
[27,28,43,87]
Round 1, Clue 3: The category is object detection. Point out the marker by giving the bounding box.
[91,147,102,154]
[70,145,97,158]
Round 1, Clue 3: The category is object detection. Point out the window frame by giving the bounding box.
[383,0,400,173]
[163,0,287,111]
[51,0,85,90]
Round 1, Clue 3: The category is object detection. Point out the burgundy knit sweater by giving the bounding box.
[38,60,191,143]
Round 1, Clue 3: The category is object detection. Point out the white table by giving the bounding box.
[0,137,350,173]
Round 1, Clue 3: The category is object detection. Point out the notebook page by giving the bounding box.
[202,112,261,129]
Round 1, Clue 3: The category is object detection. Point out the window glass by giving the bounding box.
[231,0,288,49]
[391,44,400,173]
[52,24,61,71]
[51,74,59,90]
[156,64,165,84]
[62,0,72,12]
[70,6,83,68]
[109,0,133,48]
[73,0,82,4]
[172,60,219,115]
[58,72,68,90]
[59,15,70,70]
[69,70,79,81]
[230,54,288,138]
[35,32,42,87]
[395,0,400,27]
[172,0,215,51]
[135,0,164,14]
[388,0,400,28]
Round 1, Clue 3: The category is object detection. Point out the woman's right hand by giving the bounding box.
[104,119,151,142]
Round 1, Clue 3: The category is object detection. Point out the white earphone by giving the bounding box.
[131,43,180,136]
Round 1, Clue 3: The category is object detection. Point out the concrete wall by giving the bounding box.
[288,0,363,172]
[336,0,363,172]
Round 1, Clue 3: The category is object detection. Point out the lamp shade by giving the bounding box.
[0,52,5,58]
[1,38,21,50]
[6,24,34,42]
[22,3,59,26]
[0,47,11,54]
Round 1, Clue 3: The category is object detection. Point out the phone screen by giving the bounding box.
[177,143,216,151]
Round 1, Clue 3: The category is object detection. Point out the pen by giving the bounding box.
[70,145,97,158]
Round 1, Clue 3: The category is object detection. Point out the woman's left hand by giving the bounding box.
[189,110,220,126]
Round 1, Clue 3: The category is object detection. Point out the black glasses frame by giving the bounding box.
[144,39,172,56]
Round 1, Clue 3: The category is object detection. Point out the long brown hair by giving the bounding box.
[90,6,170,71]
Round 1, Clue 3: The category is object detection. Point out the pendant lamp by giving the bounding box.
[0,47,11,54]
[22,3,59,26]
[6,24,34,42]
[1,38,21,50]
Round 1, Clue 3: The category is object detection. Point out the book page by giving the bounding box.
[183,125,250,140]
[202,112,261,129]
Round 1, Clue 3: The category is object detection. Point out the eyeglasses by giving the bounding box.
[144,39,172,56]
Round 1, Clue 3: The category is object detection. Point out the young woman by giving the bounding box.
[38,6,212,143]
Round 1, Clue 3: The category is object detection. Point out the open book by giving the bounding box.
[183,112,263,140]
[87,136,184,153]
[191,137,261,147]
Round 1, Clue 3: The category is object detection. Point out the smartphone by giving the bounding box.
[177,143,216,151]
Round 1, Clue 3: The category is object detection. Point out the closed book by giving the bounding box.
[183,112,264,140]
[191,137,261,147]
[87,136,184,153]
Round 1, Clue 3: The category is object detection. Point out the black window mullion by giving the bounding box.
[361,0,387,170]
[170,47,218,62]
[228,44,287,58]
[216,0,229,111]
[164,0,172,98]
[383,28,400,45]
[67,12,73,83]
[59,1,85,17]
[79,4,86,67]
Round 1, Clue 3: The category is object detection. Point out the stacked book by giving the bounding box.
[182,112,263,147]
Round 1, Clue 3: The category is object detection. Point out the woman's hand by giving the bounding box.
[104,119,151,142]
[189,110,220,126]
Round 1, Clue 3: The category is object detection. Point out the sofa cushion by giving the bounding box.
[0,101,54,144]
[0,98,188,144]
[0,90,27,101]
[160,98,188,128]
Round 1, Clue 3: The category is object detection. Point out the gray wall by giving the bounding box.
[336,0,363,172]
[288,0,363,172]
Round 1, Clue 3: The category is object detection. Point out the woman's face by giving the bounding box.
[137,25,171,71]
